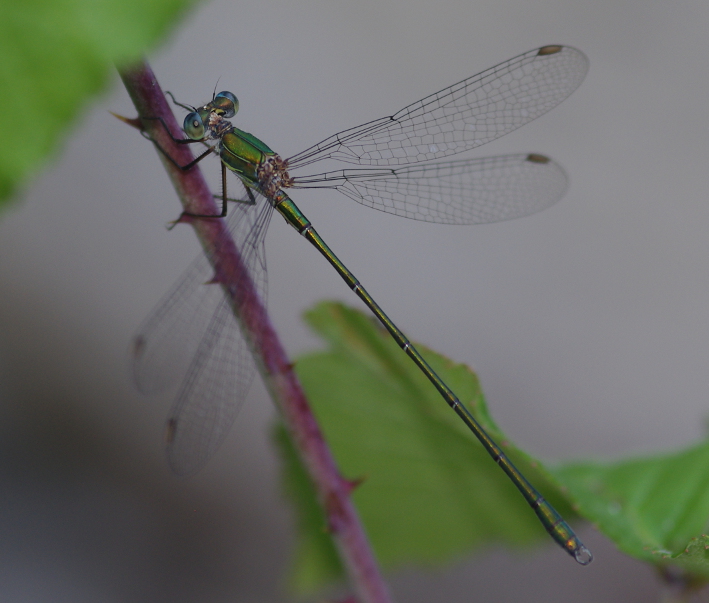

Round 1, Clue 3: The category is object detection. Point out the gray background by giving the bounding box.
[0,0,707,600]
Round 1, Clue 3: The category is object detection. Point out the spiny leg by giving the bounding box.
[210,166,258,213]
[167,165,257,230]
[140,115,214,172]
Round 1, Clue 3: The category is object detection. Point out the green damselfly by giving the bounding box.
[132,45,591,563]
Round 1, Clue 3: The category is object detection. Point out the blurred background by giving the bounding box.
[1,0,708,600]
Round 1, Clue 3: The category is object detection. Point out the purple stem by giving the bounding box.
[117,60,393,603]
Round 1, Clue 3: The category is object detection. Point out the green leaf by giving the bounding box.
[0,0,200,204]
[278,301,583,595]
[274,424,345,593]
[552,440,709,581]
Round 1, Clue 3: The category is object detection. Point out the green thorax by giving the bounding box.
[219,127,275,187]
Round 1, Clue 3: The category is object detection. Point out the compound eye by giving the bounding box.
[183,112,205,140]
[214,91,239,117]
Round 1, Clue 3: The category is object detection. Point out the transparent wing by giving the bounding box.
[291,153,567,224]
[131,193,273,475]
[287,46,587,170]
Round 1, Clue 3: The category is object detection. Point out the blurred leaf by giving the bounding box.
[278,301,584,594]
[274,424,344,593]
[0,0,200,204]
[553,440,709,582]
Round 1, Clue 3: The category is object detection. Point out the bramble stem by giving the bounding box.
[117,60,393,603]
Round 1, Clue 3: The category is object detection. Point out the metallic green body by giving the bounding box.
[205,120,589,563]
[171,78,591,563]
[272,191,586,560]
[220,128,275,187]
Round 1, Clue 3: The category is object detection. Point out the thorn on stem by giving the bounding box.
[166,212,192,231]
[205,274,225,285]
[109,111,143,130]
[343,476,366,494]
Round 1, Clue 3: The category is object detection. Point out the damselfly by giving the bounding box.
[132,45,590,563]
